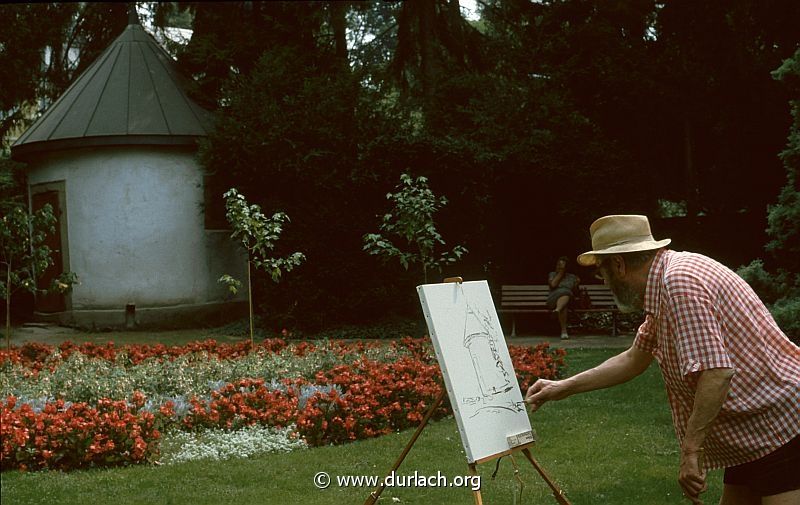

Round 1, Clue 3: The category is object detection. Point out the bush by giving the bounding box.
[575,311,644,335]
[735,261,800,343]
[771,297,800,339]
[736,260,784,304]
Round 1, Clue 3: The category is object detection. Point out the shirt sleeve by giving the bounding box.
[668,294,733,376]
[633,314,658,354]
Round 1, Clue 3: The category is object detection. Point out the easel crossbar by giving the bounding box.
[474,442,536,464]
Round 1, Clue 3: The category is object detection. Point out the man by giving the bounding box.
[525,215,800,505]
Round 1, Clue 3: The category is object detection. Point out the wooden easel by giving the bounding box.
[364,277,571,505]
[363,389,570,505]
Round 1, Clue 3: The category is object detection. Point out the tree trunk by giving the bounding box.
[248,259,254,347]
[419,0,437,105]
[683,118,700,216]
[391,1,414,96]
[330,2,348,67]
[6,262,11,351]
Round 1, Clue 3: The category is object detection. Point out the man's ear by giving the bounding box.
[611,255,627,278]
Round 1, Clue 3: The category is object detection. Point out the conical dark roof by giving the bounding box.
[12,13,213,160]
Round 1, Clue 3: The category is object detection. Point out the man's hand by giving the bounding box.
[678,368,732,504]
[678,449,707,504]
[525,379,571,411]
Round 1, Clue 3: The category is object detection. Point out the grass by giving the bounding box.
[0,348,724,504]
[6,317,421,347]
[7,327,249,347]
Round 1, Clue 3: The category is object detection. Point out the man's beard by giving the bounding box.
[606,274,644,313]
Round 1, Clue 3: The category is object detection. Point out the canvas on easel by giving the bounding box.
[417,280,535,463]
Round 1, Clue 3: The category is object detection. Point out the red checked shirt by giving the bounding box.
[634,249,800,469]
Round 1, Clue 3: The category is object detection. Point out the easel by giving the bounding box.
[364,277,571,505]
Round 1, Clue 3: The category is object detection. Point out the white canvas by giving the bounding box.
[417,280,534,463]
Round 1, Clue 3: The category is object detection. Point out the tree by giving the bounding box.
[388,0,486,107]
[0,3,129,144]
[196,2,422,330]
[1,203,76,348]
[219,188,305,344]
[168,2,800,328]
[652,0,799,217]
[176,2,329,108]
[737,48,800,342]
[364,173,467,284]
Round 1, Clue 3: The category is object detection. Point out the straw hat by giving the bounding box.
[577,215,671,266]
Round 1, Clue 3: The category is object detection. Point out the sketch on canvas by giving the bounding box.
[418,280,534,463]
[461,299,522,418]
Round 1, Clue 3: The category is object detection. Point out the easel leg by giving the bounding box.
[468,463,483,505]
[363,389,446,505]
[521,448,571,505]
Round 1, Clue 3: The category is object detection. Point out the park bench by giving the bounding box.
[497,284,619,337]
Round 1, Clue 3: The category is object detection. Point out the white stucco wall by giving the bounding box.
[26,146,247,313]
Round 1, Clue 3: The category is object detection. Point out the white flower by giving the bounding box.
[159,425,307,464]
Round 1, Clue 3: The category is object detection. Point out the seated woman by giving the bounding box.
[547,256,580,339]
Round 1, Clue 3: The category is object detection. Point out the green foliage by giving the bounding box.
[221,188,305,283]
[0,204,76,300]
[0,156,26,213]
[576,311,644,335]
[364,173,467,283]
[0,205,53,299]
[771,296,800,338]
[217,274,242,296]
[736,260,792,305]
[657,199,688,218]
[765,169,800,273]
[1,201,77,345]
[177,3,330,108]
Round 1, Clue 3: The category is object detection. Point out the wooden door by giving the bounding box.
[31,190,66,313]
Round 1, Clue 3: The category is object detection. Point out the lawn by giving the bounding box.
[1,347,723,504]
[6,326,250,347]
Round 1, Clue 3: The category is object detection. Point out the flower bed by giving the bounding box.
[1,338,565,471]
[1,396,159,471]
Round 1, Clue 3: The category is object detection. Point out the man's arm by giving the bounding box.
[678,367,734,503]
[525,345,653,411]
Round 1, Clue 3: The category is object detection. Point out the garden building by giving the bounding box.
[10,12,247,328]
